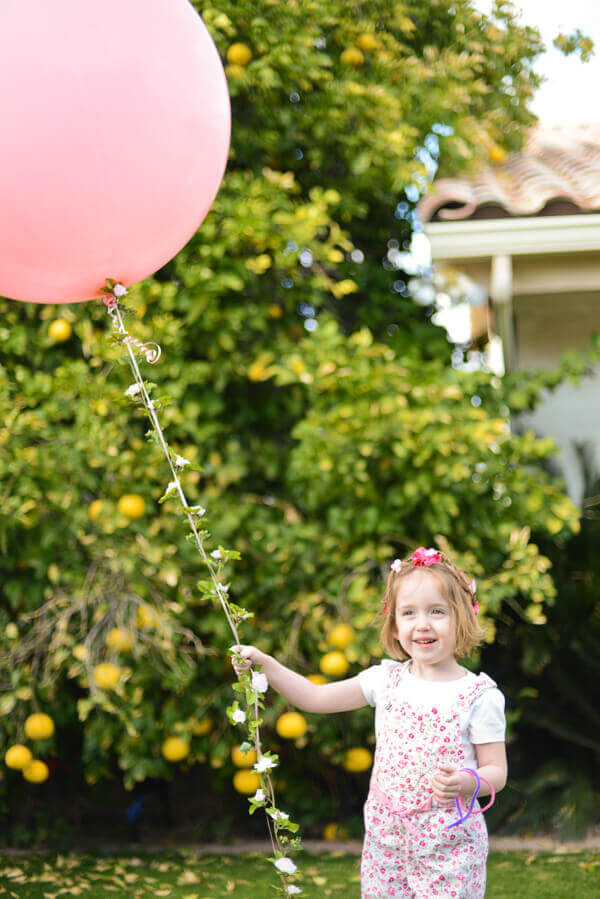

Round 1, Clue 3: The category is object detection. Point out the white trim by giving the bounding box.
[424,213,600,260]
[490,255,516,373]
[490,255,512,305]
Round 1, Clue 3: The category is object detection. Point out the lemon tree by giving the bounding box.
[0,0,595,842]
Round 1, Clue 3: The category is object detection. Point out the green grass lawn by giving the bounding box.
[1,850,598,897]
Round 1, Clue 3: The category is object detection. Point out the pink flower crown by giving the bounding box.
[387,547,479,614]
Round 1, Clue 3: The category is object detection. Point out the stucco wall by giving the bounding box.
[515,290,600,503]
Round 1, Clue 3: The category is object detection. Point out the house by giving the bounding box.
[418,123,600,503]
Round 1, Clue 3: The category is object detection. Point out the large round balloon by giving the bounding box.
[0,0,230,303]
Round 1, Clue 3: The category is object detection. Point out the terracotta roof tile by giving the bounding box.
[418,123,600,223]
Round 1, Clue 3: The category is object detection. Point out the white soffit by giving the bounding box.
[424,213,600,262]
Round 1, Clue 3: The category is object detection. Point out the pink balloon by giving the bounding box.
[0,0,230,304]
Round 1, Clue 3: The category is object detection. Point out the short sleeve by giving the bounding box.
[357,660,397,707]
[468,687,506,744]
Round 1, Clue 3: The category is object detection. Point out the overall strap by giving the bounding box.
[456,672,497,711]
[382,660,410,708]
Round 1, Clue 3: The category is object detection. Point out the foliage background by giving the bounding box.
[0,0,598,843]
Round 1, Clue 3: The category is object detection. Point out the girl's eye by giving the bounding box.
[401,610,414,616]
[432,608,446,615]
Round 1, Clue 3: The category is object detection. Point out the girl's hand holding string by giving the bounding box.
[230,645,368,713]
[231,643,266,676]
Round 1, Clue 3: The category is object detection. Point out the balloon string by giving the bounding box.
[103,292,292,889]
[103,295,241,648]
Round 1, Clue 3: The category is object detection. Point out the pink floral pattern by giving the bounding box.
[361,664,492,898]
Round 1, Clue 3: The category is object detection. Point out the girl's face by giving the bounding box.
[391,569,456,664]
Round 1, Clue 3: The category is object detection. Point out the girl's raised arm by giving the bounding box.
[232,645,368,713]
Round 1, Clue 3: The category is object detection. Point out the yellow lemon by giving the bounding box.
[227,42,252,66]
[488,145,508,164]
[117,494,146,519]
[248,361,267,381]
[23,760,49,783]
[93,663,121,690]
[323,822,338,841]
[106,627,134,652]
[341,47,364,67]
[233,769,261,794]
[356,33,379,51]
[225,63,245,79]
[136,604,158,629]
[327,623,355,650]
[48,319,72,343]
[88,499,104,521]
[5,745,33,770]
[343,747,373,772]
[275,712,307,740]
[162,736,190,762]
[192,717,213,736]
[319,651,349,677]
[24,714,55,741]
[306,674,327,685]
[231,745,257,768]
[73,644,88,661]
[322,822,349,840]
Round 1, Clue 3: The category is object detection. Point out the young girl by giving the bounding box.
[232,547,507,898]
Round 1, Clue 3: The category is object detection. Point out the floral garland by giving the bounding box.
[103,281,302,895]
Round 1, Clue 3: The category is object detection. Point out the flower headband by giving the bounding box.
[387,547,479,614]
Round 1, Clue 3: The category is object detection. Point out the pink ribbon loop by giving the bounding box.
[446,767,495,830]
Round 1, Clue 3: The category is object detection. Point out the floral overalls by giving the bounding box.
[361,663,495,898]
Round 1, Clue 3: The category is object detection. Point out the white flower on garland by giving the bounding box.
[251,671,269,694]
[190,505,206,516]
[125,383,141,398]
[232,709,246,724]
[274,857,297,874]
[267,809,289,822]
[174,454,190,469]
[164,480,178,498]
[113,283,128,297]
[211,549,222,560]
[285,887,302,895]
[254,755,277,773]
[252,788,266,802]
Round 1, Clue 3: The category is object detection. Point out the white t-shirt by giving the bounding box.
[358,659,506,770]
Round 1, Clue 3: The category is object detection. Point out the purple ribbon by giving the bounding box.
[446,767,481,830]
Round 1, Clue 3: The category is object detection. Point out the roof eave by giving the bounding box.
[424,212,600,262]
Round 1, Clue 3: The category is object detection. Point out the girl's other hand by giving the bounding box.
[230,644,265,676]
[431,764,465,806]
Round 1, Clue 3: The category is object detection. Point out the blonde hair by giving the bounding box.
[380,552,484,660]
